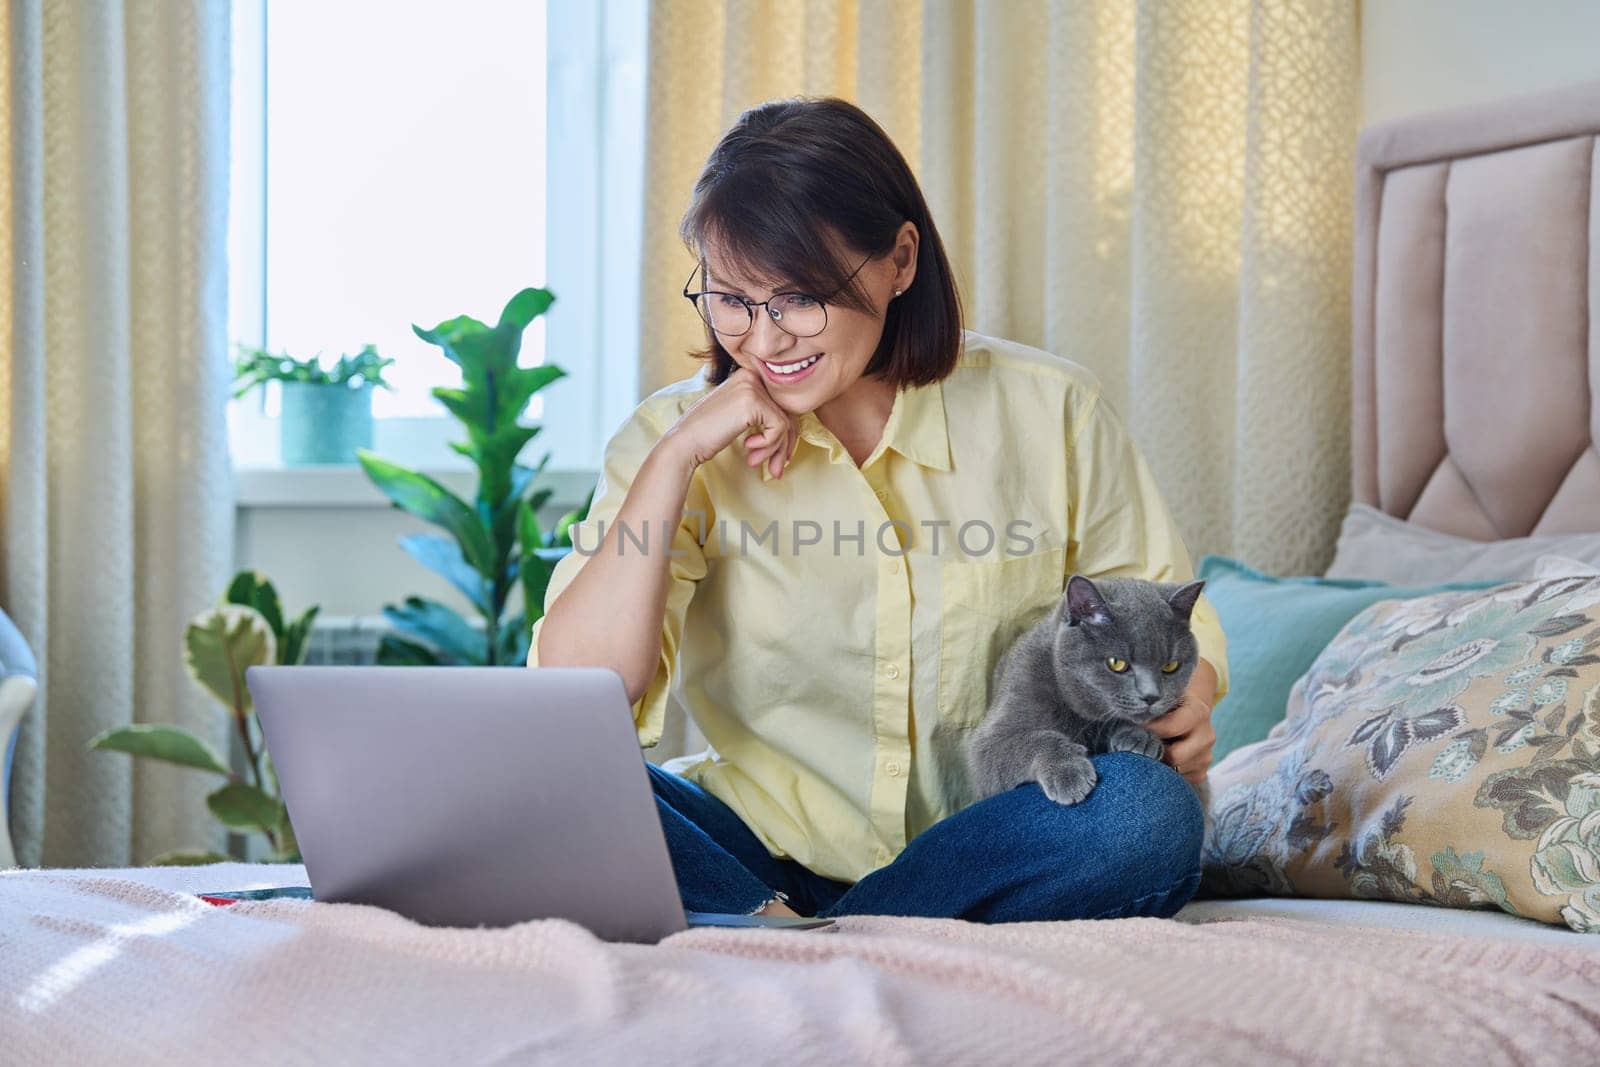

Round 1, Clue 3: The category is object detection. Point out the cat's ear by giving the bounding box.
[1166,579,1206,623]
[1065,575,1112,628]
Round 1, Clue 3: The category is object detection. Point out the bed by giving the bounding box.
[8,82,1600,1063]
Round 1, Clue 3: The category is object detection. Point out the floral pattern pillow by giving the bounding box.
[1202,575,1600,932]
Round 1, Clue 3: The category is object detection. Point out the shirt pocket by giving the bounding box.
[936,544,1067,729]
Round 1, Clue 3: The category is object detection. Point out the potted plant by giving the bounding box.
[89,572,318,865]
[357,288,590,667]
[233,343,397,465]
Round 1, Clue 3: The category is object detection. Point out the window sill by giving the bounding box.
[233,465,598,510]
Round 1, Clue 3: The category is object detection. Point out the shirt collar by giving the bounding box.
[760,379,952,480]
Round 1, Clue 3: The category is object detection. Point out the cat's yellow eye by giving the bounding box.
[1106,657,1128,673]
[1161,660,1180,673]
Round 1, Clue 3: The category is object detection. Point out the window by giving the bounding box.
[229,0,643,476]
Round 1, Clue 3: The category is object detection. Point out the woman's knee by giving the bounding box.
[951,755,1202,921]
[967,752,1203,865]
[1013,753,1203,910]
[1084,751,1205,893]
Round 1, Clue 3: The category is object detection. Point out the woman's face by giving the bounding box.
[701,222,917,415]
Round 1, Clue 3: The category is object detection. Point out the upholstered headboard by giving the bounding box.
[1351,79,1600,540]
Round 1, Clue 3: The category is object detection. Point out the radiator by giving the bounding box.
[301,615,391,666]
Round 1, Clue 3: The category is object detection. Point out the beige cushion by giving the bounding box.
[1326,504,1600,583]
[1203,575,1600,931]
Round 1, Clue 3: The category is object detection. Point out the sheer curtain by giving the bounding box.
[639,0,1359,576]
[0,0,234,867]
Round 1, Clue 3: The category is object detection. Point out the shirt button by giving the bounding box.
[885,663,900,679]
[886,760,903,777]
[887,560,900,575]
[875,488,888,501]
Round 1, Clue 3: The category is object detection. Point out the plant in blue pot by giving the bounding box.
[233,343,397,465]
[357,288,590,666]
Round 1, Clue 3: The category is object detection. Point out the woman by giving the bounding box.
[530,97,1228,922]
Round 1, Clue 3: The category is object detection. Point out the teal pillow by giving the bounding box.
[1199,555,1503,762]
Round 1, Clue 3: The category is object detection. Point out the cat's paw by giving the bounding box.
[1107,723,1165,761]
[1037,756,1098,805]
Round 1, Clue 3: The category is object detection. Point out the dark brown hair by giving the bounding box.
[678,97,963,387]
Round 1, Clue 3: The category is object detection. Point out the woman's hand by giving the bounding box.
[1146,657,1219,786]
[660,366,798,479]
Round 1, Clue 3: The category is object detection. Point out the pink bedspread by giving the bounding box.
[3,864,1598,1064]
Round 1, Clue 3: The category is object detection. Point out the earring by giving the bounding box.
[894,288,903,298]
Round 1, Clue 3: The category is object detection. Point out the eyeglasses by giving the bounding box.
[681,253,873,338]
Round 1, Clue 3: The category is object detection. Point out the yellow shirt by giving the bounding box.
[527,330,1228,883]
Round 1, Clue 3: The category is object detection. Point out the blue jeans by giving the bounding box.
[650,751,1204,922]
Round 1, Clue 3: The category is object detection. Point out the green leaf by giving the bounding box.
[430,383,470,413]
[470,426,544,530]
[519,487,558,555]
[504,461,545,516]
[225,570,286,640]
[90,724,232,777]
[497,613,530,666]
[432,388,549,484]
[489,456,550,562]
[357,451,496,574]
[185,605,277,715]
[413,316,496,369]
[413,313,490,349]
[493,365,567,433]
[149,849,233,867]
[519,497,545,552]
[397,533,492,615]
[498,287,555,332]
[444,329,502,371]
[224,570,256,602]
[207,782,285,833]
[375,632,444,665]
[272,804,299,862]
[526,486,555,515]
[381,596,488,665]
[262,748,280,796]
[280,605,320,665]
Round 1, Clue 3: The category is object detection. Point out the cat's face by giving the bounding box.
[1049,575,1205,724]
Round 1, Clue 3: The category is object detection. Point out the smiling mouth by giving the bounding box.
[762,354,822,376]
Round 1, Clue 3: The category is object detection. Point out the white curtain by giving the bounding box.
[640,0,1360,576]
[0,0,235,867]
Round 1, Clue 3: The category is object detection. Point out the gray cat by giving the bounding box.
[967,574,1211,816]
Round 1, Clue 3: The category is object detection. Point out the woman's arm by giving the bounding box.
[1188,657,1219,713]
[535,438,700,704]
[534,368,797,708]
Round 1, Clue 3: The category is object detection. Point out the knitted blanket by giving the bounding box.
[3,863,1598,1064]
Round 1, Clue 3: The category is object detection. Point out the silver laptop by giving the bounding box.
[245,665,832,942]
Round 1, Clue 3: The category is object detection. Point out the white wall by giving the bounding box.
[234,468,593,624]
[1363,0,1600,124]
